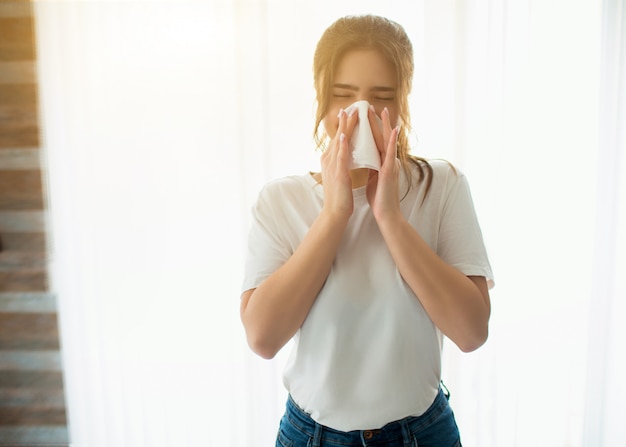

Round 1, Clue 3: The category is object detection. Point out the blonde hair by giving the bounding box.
[313,15,432,199]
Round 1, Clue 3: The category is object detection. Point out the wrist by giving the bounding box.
[319,207,352,227]
[375,210,405,234]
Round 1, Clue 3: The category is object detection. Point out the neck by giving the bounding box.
[349,168,369,188]
[311,168,370,189]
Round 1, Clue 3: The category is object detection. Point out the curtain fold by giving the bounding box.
[583,1,626,446]
[36,2,248,445]
[33,1,622,446]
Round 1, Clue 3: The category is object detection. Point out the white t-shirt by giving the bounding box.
[241,160,494,431]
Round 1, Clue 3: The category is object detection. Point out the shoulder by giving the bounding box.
[421,160,470,198]
[253,174,320,217]
[258,174,316,201]
[427,159,464,182]
[404,159,465,194]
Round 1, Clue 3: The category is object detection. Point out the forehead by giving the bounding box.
[334,49,396,87]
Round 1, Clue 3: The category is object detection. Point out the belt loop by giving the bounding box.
[440,380,451,401]
[400,417,414,447]
[310,421,323,447]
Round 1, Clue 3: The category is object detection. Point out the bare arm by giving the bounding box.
[240,210,349,359]
[240,110,358,359]
[377,215,490,352]
[367,107,490,352]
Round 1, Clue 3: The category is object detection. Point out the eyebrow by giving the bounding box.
[333,83,396,92]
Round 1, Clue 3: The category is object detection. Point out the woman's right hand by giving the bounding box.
[319,108,359,220]
[241,109,359,359]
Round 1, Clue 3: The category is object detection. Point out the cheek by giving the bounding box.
[386,105,400,128]
[323,113,339,139]
[390,111,400,128]
[370,105,400,127]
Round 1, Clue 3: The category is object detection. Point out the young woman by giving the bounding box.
[240,14,493,447]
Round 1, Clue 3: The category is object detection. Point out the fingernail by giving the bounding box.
[340,133,346,143]
[369,105,376,114]
[337,108,344,119]
[383,107,389,116]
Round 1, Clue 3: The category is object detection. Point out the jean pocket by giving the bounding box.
[276,429,294,447]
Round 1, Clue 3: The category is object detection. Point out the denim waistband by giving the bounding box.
[285,389,449,446]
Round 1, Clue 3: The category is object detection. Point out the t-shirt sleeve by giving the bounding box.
[437,171,495,289]
[241,186,293,294]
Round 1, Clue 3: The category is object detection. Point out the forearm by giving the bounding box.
[241,210,349,359]
[377,214,490,352]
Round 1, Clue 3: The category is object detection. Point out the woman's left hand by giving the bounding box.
[366,106,402,223]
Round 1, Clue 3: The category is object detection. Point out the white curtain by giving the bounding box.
[33,0,624,446]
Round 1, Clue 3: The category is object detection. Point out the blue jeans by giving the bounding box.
[276,388,462,447]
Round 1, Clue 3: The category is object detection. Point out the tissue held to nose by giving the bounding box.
[343,100,383,171]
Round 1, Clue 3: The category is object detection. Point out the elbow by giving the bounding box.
[241,314,282,359]
[240,291,280,359]
[246,332,280,360]
[456,297,491,353]
[457,326,489,353]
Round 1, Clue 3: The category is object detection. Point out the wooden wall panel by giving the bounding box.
[0,61,36,83]
[0,313,59,350]
[0,171,44,210]
[0,233,45,251]
[0,1,69,445]
[0,17,36,61]
[0,83,39,148]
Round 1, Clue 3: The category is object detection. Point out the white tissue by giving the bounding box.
[344,100,382,171]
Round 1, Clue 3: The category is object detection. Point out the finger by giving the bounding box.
[337,108,347,136]
[332,109,357,170]
[333,109,346,148]
[368,106,384,153]
[384,126,399,169]
[328,109,347,162]
[367,168,379,187]
[344,108,359,140]
[337,132,350,173]
[381,107,392,148]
